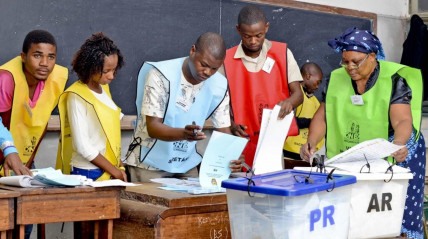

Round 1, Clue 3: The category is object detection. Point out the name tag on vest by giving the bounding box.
[350,95,364,105]
[262,57,275,74]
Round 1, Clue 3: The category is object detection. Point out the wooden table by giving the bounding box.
[0,189,20,239]
[0,185,123,239]
[114,183,231,239]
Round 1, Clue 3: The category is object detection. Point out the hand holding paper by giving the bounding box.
[253,106,295,174]
[199,131,248,188]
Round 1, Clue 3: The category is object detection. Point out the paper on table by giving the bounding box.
[0,175,46,187]
[324,138,407,173]
[150,178,225,194]
[199,131,248,188]
[0,167,82,187]
[87,179,139,187]
[325,138,405,165]
[0,167,140,188]
[253,106,294,175]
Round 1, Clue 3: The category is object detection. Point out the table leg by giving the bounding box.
[107,219,113,239]
[19,225,24,239]
[94,221,99,239]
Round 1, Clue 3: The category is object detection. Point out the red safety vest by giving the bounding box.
[225,41,290,167]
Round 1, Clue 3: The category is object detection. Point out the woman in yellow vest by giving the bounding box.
[56,32,126,181]
[301,28,425,239]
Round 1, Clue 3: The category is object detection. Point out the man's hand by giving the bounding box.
[229,154,244,172]
[231,122,248,138]
[3,153,32,176]
[183,123,206,141]
[277,100,294,119]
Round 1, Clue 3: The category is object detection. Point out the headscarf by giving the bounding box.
[328,27,385,60]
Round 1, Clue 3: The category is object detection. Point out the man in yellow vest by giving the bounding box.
[0,29,67,239]
[0,29,68,172]
[283,62,324,168]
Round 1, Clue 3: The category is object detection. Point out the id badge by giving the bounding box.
[262,57,275,74]
[176,96,191,112]
[350,95,364,105]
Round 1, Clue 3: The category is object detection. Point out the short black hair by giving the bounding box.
[72,32,124,83]
[194,32,226,60]
[300,62,323,75]
[22,29,57,54]
[238,5,267,25]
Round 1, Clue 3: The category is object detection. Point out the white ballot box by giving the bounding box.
[345,171,411,239]
[295,167,412,238]
[221,170,356,239]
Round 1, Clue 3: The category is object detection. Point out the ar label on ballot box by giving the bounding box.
[349,180,408,239]
[367,192,392,212]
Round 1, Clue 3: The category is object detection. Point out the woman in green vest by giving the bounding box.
[300,27,425,239]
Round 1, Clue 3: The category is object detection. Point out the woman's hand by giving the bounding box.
[391,145,408,163]
[300,143,315,163]
[3,153,32,176]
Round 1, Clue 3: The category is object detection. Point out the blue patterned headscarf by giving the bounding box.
[328,27,385,60]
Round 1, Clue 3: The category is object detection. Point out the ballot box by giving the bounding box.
[221,169,356,239]
[294,167,412,238]
[345,171,412,238]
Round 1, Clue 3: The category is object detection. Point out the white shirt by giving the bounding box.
[67,88,122,169]
[219,39,303,84]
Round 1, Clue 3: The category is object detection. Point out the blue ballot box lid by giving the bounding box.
[221,169,356,197]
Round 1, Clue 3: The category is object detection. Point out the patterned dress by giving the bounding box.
[390,131,426,239]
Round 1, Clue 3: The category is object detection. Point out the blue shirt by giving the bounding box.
[0,117,17,157]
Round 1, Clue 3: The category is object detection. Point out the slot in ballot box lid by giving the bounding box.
[221,169,356,196]
[293,166,413,180]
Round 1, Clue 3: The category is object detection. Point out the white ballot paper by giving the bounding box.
[324,138,408,173]
[0,167,139,187]
[199,131,248,188]
[151,131,248,194]
[253,105,294,175]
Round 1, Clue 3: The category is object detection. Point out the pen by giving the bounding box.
[192,121,197,136]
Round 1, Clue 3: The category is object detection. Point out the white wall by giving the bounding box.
[295,0,410,62]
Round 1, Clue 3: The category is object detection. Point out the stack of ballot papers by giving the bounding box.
[0,167,138,187]
[252,105,295,175]
[151,178,225,194]
[151,131,248,194]
[323,138,410,173]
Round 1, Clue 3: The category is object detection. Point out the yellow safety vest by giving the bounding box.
[0,56,67,166]
[56,81,121,181]
[284,86,324,153]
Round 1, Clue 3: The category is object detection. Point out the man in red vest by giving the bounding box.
[223,5,303,168]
